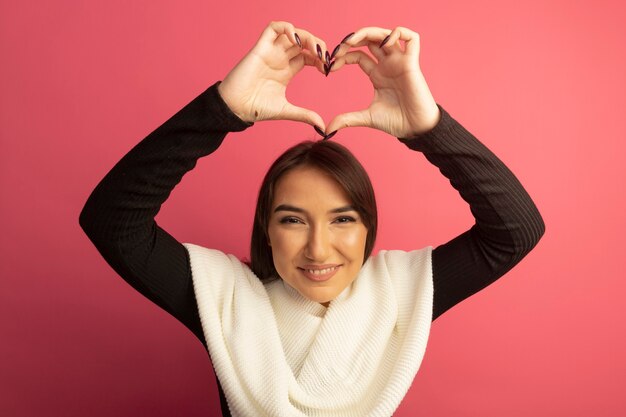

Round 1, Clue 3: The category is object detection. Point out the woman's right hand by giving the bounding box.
[217,21,329,131]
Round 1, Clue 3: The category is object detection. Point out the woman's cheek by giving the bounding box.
[271,228,306,254]
[335,226,368,252]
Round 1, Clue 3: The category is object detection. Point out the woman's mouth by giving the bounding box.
[299,265,341,282]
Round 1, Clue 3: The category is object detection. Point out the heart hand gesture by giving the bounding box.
[217,21,329,131]
[326,26,441,139]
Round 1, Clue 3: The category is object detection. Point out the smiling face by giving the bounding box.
[267,165,368,307]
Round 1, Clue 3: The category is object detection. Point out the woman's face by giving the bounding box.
[267,165,368,307]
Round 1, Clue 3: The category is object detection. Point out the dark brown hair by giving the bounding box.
[250,140,377,281]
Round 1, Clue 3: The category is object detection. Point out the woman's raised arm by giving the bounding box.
[79,81,253,344]
[327,26,545,319]
[399,106,545,319]
[79,21,331,344]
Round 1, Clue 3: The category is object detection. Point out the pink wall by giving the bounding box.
[2,0,625,415]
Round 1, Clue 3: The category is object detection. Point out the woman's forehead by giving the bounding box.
[272,166,352,208]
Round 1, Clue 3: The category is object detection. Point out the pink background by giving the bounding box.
[2,0,625,415]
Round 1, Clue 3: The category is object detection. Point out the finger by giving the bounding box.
[378,27,405,52]
[279,102,326,131]
[264,20,328,64]
[392,26,421,58]
[326,109,372,134]
[260,21,298,50]
[283,34,328,72]
[286,50,306,74]
[263,21,328,74]
[367,28,404,58]
[329,50,377,76]
[336,27,389,62]
[314,39,330,66]
[285,44,303,60]
[366,41,387,61]
[327,35,350,62]
[284,26,329,66]
[289,49,326,75]
[274,33,295,57]
[341,26,391,49]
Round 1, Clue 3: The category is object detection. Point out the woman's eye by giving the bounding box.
[334,216,356,224]
[279,217,303,224]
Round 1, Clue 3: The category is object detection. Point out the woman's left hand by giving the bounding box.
[326,26,440,138]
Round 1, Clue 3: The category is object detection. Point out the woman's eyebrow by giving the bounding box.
[273,204,356,214]
[329,205,356,213]
[274,204,305,213]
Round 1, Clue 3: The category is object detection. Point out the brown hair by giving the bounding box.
[250,140,377,281]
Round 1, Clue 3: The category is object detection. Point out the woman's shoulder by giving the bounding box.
[367,246,433,268]
[183,243,239,264]
[183,243,258,283]
[363,246,434,291]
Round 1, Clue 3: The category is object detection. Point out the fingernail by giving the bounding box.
[316,44,323,60]
[314,125,326,136]
[323,130,337,141]
[294,32,302,48]
[324,63,329,76]
[330,44,340,60]
[325,50,331,65]
[326,60,335,76]
[379,34,390,48]
[340,32,355,44]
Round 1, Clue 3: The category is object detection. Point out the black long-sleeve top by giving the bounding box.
[79,81,544,416]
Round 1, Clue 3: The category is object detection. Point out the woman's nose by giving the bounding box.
[304,226,330,261]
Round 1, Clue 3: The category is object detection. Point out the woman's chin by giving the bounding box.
[297,287,336,307]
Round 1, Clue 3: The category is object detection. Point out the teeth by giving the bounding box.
[306,267,337,275]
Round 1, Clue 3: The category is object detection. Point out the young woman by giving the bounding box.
[80,21,544,417]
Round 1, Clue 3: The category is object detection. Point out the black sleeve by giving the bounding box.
[79,81,253,346]
[399,106,545,321]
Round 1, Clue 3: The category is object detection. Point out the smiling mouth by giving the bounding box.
[305,266,338,275]
[298,265,341,282]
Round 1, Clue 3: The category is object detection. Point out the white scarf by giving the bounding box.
[184,243,433,417]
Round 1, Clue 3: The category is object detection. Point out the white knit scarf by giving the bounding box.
[184,243,433,417]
